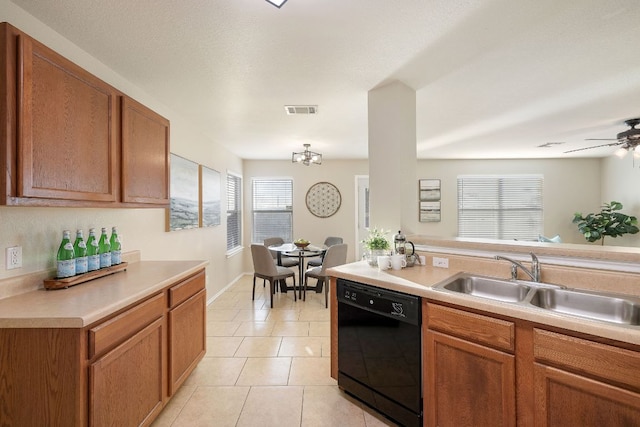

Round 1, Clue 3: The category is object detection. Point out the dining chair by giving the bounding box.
[264,237,300,268]
[263,237,299,292]
[304,243,347,308]
[307,236,343,267]
[251,244,296,308]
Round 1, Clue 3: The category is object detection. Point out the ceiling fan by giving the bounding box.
[564,118,640,155]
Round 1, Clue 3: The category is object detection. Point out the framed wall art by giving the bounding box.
[199,165,221,227]
[419,179,441,222]
[167,153,199,231]
[420,201,441,222]
[305,182,342,218]
[419,179,441,201]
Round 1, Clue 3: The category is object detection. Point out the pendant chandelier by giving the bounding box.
[292,144,322,166]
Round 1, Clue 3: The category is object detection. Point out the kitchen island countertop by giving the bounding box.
[328,261,640,346]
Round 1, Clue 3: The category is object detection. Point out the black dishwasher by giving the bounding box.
[337,278,422,427]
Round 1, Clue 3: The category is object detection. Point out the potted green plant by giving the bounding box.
[361,227,391,266]
[572,201,639,245]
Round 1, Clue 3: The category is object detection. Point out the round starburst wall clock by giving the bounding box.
[305,182,342,218]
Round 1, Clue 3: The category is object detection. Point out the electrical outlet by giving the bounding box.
[433,256,449,268]
[6,246,22,270]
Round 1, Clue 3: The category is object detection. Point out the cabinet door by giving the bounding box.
[18,34,118,202]
[534,363,640,426]
[90,318,165,427]
[121,96,169,205]
[425,330,516,427]
[168,289,206,395]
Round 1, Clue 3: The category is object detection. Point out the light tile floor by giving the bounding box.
[152,274,398,427]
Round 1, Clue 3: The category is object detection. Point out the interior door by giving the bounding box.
[355,175,369,261]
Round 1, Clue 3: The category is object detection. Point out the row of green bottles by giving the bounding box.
[56,227,122,278]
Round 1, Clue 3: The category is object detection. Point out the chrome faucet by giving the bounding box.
[494,252,541,282]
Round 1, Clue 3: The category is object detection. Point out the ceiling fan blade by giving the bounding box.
[563,142,623,153]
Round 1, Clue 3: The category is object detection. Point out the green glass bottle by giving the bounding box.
[86,228,100,272]
[73,229,88,274]
[56,230,76,278]
[110,226,122,265]
[99,227,111,268]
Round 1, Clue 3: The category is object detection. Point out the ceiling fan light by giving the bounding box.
[615,147,628,158]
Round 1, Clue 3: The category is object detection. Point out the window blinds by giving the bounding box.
[457,174,543,241]
[252,179,293,243]
[226,173,242,251]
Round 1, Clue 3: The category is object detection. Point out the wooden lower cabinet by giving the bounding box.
[0,268,205,426]
[424,303,516,427]
[423,302,640,427]
[534,363,640,426]
[0,328,85,426]
[533,328,640,426]
[425,331,516,427]
[168,289,206,394]
[90,318,165,427]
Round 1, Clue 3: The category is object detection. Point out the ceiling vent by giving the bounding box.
[285,105,318,115]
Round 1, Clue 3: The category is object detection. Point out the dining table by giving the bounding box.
[268,243,326,299]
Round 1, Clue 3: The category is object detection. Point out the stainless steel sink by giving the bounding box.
[529,288,640,325]
[434,272,640,327]
[435,273,531,303]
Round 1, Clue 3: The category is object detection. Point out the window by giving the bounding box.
[226,172,242,252]
[457,174,543,240]
[252,178,293,243]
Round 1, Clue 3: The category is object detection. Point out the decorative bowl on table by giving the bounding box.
[294,239,310,249]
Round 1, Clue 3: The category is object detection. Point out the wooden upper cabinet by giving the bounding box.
[0,22,170,207]
[18,33,118,202]
[121,96,170,205]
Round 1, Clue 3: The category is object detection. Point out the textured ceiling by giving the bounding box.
[8,0,640,160]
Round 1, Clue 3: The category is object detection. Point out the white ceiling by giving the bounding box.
[9,0,640,161]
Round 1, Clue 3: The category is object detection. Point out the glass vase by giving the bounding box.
[367,249,387,267]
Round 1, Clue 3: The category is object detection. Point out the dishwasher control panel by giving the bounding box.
[337,278,421,325]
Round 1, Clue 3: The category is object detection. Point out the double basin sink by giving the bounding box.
[434,272,640,326]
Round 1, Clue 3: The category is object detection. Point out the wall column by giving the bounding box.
[368,80,416,237]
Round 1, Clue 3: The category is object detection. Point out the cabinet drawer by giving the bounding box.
[534,328,640,391]
[168,271,205,309]
[427,303,515,352]
[89,293,164,358]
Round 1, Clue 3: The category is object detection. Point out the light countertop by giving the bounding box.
[328,261,640,346]
[0,260,208,328]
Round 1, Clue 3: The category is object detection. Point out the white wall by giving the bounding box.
[241,157,607,267]
[0,2,244,299]
[242,159,369,266]
[368,81,416,234]
[410,158,602,244]
[601,155,640,247]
